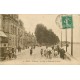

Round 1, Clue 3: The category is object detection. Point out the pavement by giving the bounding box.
[0,46,80,65]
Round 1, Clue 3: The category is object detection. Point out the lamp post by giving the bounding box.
[71,26,73,56]
[62,15,73,56]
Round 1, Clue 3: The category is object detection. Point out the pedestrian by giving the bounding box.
[3,47,8,60]
[9,48,12,59]
[60,48,65,59]
[54,50,58,57]
[18,46,21,52]
[12,48,14,54]
[57,45,60,55]
[30,48,33,55]
[51,47,54,57]
[44,46,48,57]
[44,49,47,57]
[48,50,52,59]
[11,48,17,59]
[52,45,54,50]
[40,49,43,56]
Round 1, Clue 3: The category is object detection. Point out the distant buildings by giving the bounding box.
[0,14,37,57]
[24,32,37,48]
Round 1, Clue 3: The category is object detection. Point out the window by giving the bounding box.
[1,37,8,43]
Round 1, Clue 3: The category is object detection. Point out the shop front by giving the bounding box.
[0,31,8,60]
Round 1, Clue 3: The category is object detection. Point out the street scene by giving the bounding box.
[0,14,80,64]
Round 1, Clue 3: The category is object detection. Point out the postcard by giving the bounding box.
[0,14,80,65]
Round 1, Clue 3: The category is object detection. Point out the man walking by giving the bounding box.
[30,48,33,55]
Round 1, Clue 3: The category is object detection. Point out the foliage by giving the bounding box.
[35,24,60,45]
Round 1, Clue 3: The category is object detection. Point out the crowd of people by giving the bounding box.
[39,45,66,59]
[1,47,18,61]
[1,45,66,61]
[29,45,66,60]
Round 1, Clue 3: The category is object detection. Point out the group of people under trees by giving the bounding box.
[29,45,66,59]
[40,45,66,59]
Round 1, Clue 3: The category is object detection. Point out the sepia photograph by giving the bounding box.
[0,14,80,65]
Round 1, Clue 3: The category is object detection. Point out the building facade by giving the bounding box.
[0,14,25,57]
[17,20,25,49]
[1,14,18,48]
[0,14,37,58]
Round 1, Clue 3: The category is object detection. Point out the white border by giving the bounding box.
[0,0,80,80]
[0,0,80,14]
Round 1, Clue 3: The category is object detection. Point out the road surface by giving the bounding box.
[0,46,79,65]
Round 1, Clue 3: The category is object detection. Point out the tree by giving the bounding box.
[35,24,60,45]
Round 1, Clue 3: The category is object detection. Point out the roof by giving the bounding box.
[0,31,7,37]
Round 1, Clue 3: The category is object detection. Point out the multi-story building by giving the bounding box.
[0,14,25,57]
[1,14,19,48]
[17,20,25,49]
[0,14,37,58]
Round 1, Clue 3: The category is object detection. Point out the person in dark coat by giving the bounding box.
[18,46,21,52]
[30,48,33,55]
[52,46,54,50]
[12,48,14,54]
[40,49,43,56]
[57,45,60,55]
[48,50,52,59]
[60,48,65,59]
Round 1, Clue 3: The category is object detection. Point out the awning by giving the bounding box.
[0,31,7,37]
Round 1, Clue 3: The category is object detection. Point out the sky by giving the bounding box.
[19,14,80,42]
